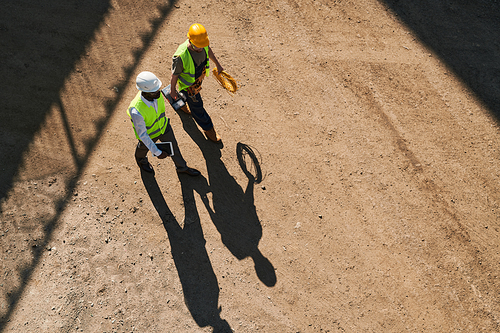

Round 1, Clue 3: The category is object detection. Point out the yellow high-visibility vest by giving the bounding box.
[173,40,210,91]
[126,92,168,140]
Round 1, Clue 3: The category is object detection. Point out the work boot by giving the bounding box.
[176,167,201,176]
[204,127,221,143]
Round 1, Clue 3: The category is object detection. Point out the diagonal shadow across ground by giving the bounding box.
[0,0,179,329]
[0,0,110,202]
[381,0,500,121]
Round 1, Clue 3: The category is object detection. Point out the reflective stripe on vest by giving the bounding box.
[173,40,210,91]
[126,92,169,140]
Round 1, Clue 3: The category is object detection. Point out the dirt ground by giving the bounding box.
[1,0,500,332]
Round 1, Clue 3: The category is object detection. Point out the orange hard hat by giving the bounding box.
[187,23,210,48]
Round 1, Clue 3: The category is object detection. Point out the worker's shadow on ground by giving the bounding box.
[177,111,277,288]
[141,171,232,333]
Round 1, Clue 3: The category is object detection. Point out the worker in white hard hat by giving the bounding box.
[127,71,200,176]
[170,23,224,143]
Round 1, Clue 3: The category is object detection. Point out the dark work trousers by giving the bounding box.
[135,123,188,170]
[183,91,214,131]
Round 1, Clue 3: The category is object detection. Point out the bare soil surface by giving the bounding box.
[1,0,500,332]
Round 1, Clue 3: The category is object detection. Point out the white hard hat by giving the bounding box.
[136,71,162,92]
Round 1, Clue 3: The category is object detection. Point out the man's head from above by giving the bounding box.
[136,71,161,100]
[188,23,209,50]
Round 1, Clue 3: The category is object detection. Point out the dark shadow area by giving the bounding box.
[0,0,178,330]
[140,171,232,333]
[381,0,500,120]
[177,112,277,287]
[0,0,110,200]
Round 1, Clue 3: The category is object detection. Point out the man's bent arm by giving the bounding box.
[208,47,223,73]
[130,107,162,157]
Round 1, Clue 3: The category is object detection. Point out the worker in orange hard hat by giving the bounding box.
[170,23,224,143]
